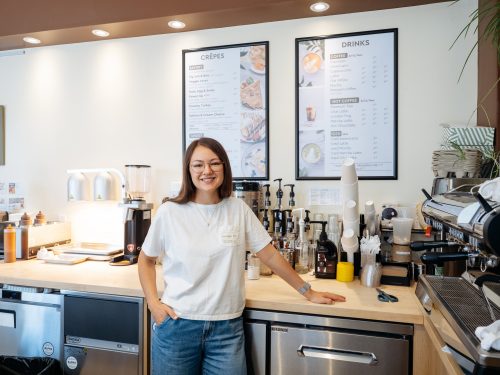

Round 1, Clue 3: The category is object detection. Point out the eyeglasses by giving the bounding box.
[190,161,224,173]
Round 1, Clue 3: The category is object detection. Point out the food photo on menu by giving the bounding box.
[299,86,324,128]
[239,44,267,178]
[298,39,325,88]
[298,129,325,178]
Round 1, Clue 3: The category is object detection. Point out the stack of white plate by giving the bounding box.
[432,149,482,178]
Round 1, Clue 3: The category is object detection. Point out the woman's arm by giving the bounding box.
[255,243,346,304]
[138,251,178,323]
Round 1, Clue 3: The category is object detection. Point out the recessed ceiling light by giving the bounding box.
[92,29,110,37]
[310,2,330,12]
[23,36,41,44]
[168,20,186,29]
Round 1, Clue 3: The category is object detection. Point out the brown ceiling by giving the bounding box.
[0,0,447,52]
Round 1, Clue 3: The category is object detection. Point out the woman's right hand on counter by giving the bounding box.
[304,289,346,304]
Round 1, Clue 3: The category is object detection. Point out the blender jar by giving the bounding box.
[125,165,151,200]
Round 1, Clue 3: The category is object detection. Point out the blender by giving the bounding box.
[111,165,153,265]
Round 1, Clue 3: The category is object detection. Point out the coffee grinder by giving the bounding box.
[111,165,153,265]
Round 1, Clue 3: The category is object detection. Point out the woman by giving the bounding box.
[138,137,345,375]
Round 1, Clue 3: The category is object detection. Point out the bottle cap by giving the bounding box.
[34,211,46,225]
[20,212,33,226]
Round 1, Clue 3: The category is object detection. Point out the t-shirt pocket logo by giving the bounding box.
[219,225,240,246]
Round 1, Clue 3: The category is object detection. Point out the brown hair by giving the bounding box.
[168,138,233,204]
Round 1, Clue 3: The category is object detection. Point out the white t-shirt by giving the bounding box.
[142,197,271,320]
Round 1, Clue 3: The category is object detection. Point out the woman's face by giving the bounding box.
[189,145,225,197]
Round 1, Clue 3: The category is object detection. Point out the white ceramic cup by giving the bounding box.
[341,158,358,184]
[392,217,414,245]
[343,200,358,222]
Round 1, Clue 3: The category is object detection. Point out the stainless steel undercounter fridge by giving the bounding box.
[244,309,413,375]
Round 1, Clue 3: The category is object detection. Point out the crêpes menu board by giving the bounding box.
[296,29,398,180]
[183,42,269,180]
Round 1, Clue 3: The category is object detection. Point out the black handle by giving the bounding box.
[410,241,457,251]
[422,188,433,200]
[474,274,500,287]
[420,252,469,264]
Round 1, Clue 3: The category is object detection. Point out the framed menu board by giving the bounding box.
[183,42,269,180]
[296,29,398,180]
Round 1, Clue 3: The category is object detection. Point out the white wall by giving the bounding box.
[0,1,478,241]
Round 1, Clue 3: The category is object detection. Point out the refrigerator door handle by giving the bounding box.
[297,345,379,365]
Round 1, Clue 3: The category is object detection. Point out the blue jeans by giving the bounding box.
[151,316,246,375]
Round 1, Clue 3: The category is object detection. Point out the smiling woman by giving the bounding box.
[137,137,346,375]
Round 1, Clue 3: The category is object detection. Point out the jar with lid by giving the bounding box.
[247,253,261,280]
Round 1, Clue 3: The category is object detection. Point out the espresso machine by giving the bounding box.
[414,186,500,373]
[111,165,153,265]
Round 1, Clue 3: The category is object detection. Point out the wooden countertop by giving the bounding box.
[0,259,423,325]
[246,274,423,325]
[0,259,161,297]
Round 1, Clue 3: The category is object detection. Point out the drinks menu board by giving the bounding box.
[296,29,398,180]
[183,42,269,180]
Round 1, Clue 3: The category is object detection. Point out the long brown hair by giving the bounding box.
[168,138,233,204]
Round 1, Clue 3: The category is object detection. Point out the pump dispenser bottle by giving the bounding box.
[310,220,338,279]
[262,184,271,209]
[271,209,283,250]
[284,184,295,208]
[260,208,270,232]
[293,208,309,274]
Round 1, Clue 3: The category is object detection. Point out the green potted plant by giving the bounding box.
[443,0,500,178]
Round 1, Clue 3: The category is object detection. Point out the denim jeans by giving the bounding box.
[151,316,246,375]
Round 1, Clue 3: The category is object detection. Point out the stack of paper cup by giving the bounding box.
[365,200,377,236]
[343,200,359,236]
[341,159,359,235]
[341,228,359,263]
[341,159,359,201]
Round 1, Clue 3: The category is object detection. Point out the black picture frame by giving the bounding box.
[295,29,398,180]
[183,42,269,180]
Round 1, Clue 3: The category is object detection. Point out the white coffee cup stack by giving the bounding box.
[341,228,359,263]
[341,159,359,236]
[343,200,359,236]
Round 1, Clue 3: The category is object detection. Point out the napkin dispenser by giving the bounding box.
[16,222,71,259]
